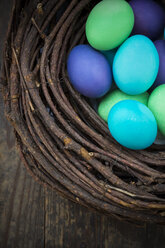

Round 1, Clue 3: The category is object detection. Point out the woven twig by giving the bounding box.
[1,0,165,224]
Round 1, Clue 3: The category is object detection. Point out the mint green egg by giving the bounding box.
[85,0,134,50]
[98,89,149,122]
[148,84,165,136]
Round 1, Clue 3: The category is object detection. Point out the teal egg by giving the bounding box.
[101,49,117,66]
[108,100,157,150]
[113,35,159,95]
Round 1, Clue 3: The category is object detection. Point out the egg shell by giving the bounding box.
[89,98,98,112]
[113,35,159,95]
[151,40,165,90]
[129,0,165,40]
[148,84,165,136]
[108,100,157,150]
[154,130,165,145]
[85,0,134,50]
[67,45,112,98]
[101,48,117,66]
[98,89,149,122]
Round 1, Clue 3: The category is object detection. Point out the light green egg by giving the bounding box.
[85,0,134,50]
[98,89,149,122]
[148,84,165,136]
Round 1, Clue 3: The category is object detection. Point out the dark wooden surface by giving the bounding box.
[0,1,165,247]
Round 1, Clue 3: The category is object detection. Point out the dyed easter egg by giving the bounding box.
[129,0,165,40]
[108,100,157,150]
[154,131,165,145]
[113,35,159,95]
[89,98,98,112]
[85,0,134,50]
[98,89,149,122]
[67,45,112,98]
[151,40,165,89]
[148,84,165,136]
[101,49,117,66]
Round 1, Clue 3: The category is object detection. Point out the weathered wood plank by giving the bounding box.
[0,95,45,248]
[44,187,165,248]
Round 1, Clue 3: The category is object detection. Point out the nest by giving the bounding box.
[1,0,165,224]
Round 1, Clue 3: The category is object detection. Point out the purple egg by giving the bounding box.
[67,45,112,98]
[129,0,165,40]
[151,40,165,89]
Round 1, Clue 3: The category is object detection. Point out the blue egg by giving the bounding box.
[108,100,157,150]
[113,35,159,95]
[67,45,112,98]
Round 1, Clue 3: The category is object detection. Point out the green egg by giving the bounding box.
[98,89,149,122]
[148,84,165,136]
[85,0,134,50]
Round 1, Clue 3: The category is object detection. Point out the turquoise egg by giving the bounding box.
[113,35,159,95]
[108,100,157,150]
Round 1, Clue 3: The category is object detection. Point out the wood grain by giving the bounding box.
[0,1,165,247]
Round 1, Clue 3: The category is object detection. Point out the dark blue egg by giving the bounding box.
[151,40,165,90]
[67,45,112,98]
[129,0,165,40]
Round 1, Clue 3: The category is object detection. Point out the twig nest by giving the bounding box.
[1,0,165,224]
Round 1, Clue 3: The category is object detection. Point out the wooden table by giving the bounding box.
[0,1,165,247]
